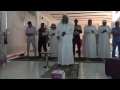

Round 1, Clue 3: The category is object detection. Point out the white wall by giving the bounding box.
[7,11,26,54]
[7,11,37,55]
[37,12,51,29]
[25,11,37,27]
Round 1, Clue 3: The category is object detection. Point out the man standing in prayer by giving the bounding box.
[38,23,48,57]
[49,24,58,57]
[84,19,98,59]
[111,21,120,57]
[26,21,37,57]
[98,20,111,59]
[73,19,82,58]
[56,14,74,66]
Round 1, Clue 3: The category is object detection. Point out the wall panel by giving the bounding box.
[7,11,26,54]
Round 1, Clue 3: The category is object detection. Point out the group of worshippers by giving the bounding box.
[25,14,120,66]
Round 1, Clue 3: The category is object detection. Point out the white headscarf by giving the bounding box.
[56,14,74,37]
[60,14,70,24]
[57,14,74,36]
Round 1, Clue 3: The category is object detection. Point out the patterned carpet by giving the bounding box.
[10,56,104,63]
[41,63,79,79]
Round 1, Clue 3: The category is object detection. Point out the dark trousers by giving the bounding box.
[73,35,81,57]
[112,42,120,57]
[38,38,47,57]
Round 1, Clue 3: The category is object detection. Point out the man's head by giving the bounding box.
[51,24,56,30]
[74,19,78,24]
[28,21,32,28]
[102,20,107,26]
[62,15,68,24]
[88,19,92,26]
[115,21,119,28]
[41,23,45,28]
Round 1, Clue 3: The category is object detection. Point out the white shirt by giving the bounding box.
[26,26,37,38]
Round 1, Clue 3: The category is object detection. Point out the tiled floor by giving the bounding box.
[0,45,114,79]
[0,61,108,79]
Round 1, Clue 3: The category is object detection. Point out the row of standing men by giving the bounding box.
[26,14,120,65]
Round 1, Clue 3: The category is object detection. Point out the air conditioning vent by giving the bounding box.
[27,11,36,16]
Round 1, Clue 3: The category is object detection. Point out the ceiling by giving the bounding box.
[39,11,113,23]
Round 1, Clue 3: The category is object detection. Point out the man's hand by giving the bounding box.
[91,30,94,33]
[27,33,33,36]
[30,33,33,35]
[113,34,120,36]
[52,33,55,36]
[62,32,66,36]
[57,36,60,40]
[26,34,30,36]
[102,29,107,33]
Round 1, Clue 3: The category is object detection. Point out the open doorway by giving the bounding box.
[7,11,37,59]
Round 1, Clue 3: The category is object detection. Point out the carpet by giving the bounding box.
[10,56,104,63]
[41,63,79,79]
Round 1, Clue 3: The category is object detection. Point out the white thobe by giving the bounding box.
[49,29,58,57]
[98,25,111,58]
[84,25,98,58]
[57,23,74,65]
[26,26,37,56]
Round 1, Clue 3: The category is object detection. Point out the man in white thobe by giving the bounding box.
[84,19,98,59]
[26,21,37,57]
[98,20,111,59]
[49,24,58,57]
[56,14,74,66]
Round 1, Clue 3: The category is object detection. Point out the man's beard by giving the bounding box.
[62,20,68,24]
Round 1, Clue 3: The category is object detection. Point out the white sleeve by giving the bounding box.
[66,24,74,34]
[84,26,92,34]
